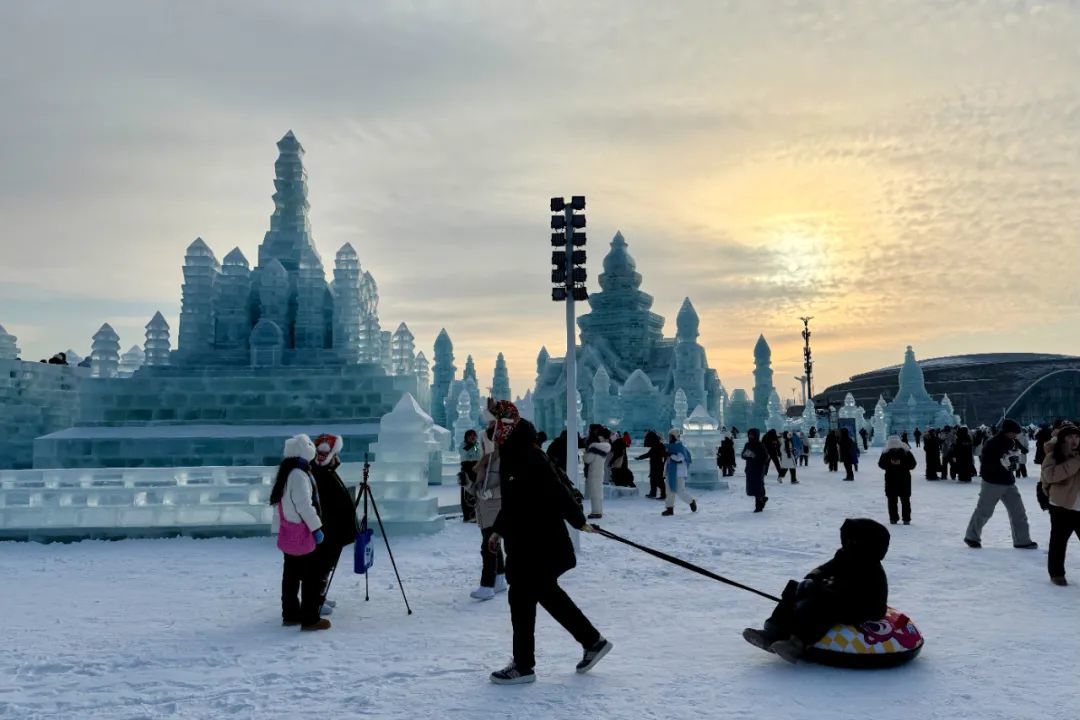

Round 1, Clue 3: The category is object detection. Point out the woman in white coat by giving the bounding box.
[583,426,611,520]
[779,431,799,484]
[270,434,329,631]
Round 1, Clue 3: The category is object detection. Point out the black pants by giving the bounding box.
[827,459,838,472]
[318,543,345,602]
[887,494,911,524]
[799,454,808,467]
[461,487,476,522]
[1048,506,1080,579]
[763,580,838,646]
[788,468,798,483]
[509,577,600,672]
[282,550,327,625]
[649,473,667,498]
[480,526,506,587]
[843,461,854,480]
[1015,465,1028,478]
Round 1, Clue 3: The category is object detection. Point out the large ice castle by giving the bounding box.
[532,232,728,436]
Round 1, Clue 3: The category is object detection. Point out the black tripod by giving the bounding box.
[323,453,412,614]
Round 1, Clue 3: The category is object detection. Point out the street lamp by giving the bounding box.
[550,196,587,490]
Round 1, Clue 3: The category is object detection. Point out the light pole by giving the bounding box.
[800,316,815,402]
[550,196,587,489]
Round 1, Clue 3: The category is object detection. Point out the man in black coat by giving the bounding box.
[311,435,360,612]
[878,437,917,524]
[743,518,890,663]
[488,420,612,685]
[963,419,1037,549]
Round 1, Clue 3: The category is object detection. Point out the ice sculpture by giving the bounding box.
[934,394,960,427]
[178,238,219,357]
[250,319,284,367]
[366,393,445,535]
[215,247,252,350]
[873,395,888,443]
[332,243,362,363]
[257,258,290,338]
[532,232,723,439]
[391,323,415,376]
[0,325,19,360]
[431,329,456,428]
[715,385,729,428]
[800,397,818,434]
[413,351,430,410]
[751,335,775,430]
[591,366,619,427]
[143,313,171,367]
[379,330,393,373]
[883,346,949,433]
[673,389,689,430]
[727,389,752,431]
[357,270,382,364]
[91,324,120,379]
[516,389,535,423]
[619,369,660,434]
[766,389,787,431]
[839,392,868,433]
[491,353,511,401]
[453,389,473,450]
[118,346,145,378]
[682,405,728,490]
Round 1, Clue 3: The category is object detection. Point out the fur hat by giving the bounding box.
[1053,423,1080,441]
[283,434,316,462]
[885,435,907,451]
[313,434,344,466]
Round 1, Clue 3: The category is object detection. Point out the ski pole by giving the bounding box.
[590,525,781,602]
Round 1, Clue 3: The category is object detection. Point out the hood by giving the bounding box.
[840,518,890,561]
[884,436,908,451]
[590,440,611,452]
[283,434,316,463]
[313,434,343,467]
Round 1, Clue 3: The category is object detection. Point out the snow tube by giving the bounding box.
[805,608,923,669]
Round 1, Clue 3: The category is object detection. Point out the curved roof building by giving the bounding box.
[815,351,1080,427]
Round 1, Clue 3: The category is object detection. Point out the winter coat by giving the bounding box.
[878,448,917,497]
[583,441,611,486]
[311,460,359,548]
[272,464,323,535]
[716,437,736,467]
[471,447,504,529]
[1033,427,1053,465]
[492,447,587,584]
[1040,438,1080,511]
[792,434,804,457]
[802,519,890,625]
[665,440,692,490]
[979,433,1017,486]
[824,434,839,463]
[779,437,798,470]
[637,443,667,480]
[742,440,768,497]
[923,434,941,473]
[839,434,856,464]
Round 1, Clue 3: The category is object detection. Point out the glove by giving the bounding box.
[313,529,325,545]
[580,523,596,533]
[487,532,501,554]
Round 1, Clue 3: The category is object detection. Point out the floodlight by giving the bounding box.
[550,197,566,212]
[570,196,585,210]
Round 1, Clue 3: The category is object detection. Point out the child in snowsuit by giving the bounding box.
[878,436,917,525]
[743,518,890,663]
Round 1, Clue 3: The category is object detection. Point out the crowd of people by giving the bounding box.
[267,405,1080,679]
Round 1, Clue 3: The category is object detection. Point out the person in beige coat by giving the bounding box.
[1040,423,1080,586]
[468,402,516,601]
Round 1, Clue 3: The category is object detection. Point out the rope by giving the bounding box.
[591,525,781,603]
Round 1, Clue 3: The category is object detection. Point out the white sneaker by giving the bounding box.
[470,586,496,601]
[494,574,507,594]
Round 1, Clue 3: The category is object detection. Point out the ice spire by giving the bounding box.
[144,312,171,367]
[491,353,511,401]
[0,324,19,360]
[91,323,121,378]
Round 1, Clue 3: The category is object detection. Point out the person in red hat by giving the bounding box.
[311,434,360,616]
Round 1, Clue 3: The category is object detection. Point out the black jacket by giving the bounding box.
[878,448,917,496]
[310,460,360,549]
[803,518,890,624]
[637,441,667,479]
[493,444,587,585]
[980,433,1016,485]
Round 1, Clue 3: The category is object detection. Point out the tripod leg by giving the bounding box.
[366,488,413,615]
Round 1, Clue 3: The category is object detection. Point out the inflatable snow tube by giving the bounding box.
[805,608,923,669]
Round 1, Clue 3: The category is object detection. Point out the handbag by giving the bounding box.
[354,517,375,574]
[276,502,316,556]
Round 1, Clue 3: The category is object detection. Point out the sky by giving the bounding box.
[2,0,1078,401]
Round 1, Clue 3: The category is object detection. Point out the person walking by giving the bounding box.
[582,426,611,520]
[458,429,482,522]
[913,427,922,448]
[716,432,737,477]
[271,434,330,631]
[798,431,810,467]
[859,427,870,451]
[924,429,942,480]
[953,427,976,483]
[964,419,1038,550]
[487,419,612,685]
[468,404,514,601]
[878,436,917,525]
[1040,424,1080,586]
[1013,431,1030,478]
[824,430,839,473]
[763,429,783,478]
[661,430,698,516]
[638,430,667,500]
[310,434,360,617]
[839,428,856,481]
[742,428,769,512]
[780,431,799,484]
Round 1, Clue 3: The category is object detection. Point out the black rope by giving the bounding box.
[591,525,781,603]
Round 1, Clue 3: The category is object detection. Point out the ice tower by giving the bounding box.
[751,335,775,431]
[431,330,456,428]
[143,312,171,367]
[491,353,511,401]
[883,346,948,433]
[0,325,19,360]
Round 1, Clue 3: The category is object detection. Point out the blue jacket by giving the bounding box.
[665,440,692,489]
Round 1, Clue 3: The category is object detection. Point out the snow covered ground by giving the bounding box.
[2,459,1077,720]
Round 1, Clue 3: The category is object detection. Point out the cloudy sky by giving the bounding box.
[2,0,1078,400]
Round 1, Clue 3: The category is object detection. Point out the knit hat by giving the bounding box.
[488,399,520,445]
[313,434,343,466]
[1000,418,1022,435]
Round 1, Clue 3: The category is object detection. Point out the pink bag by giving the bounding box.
[276,502,316,556]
